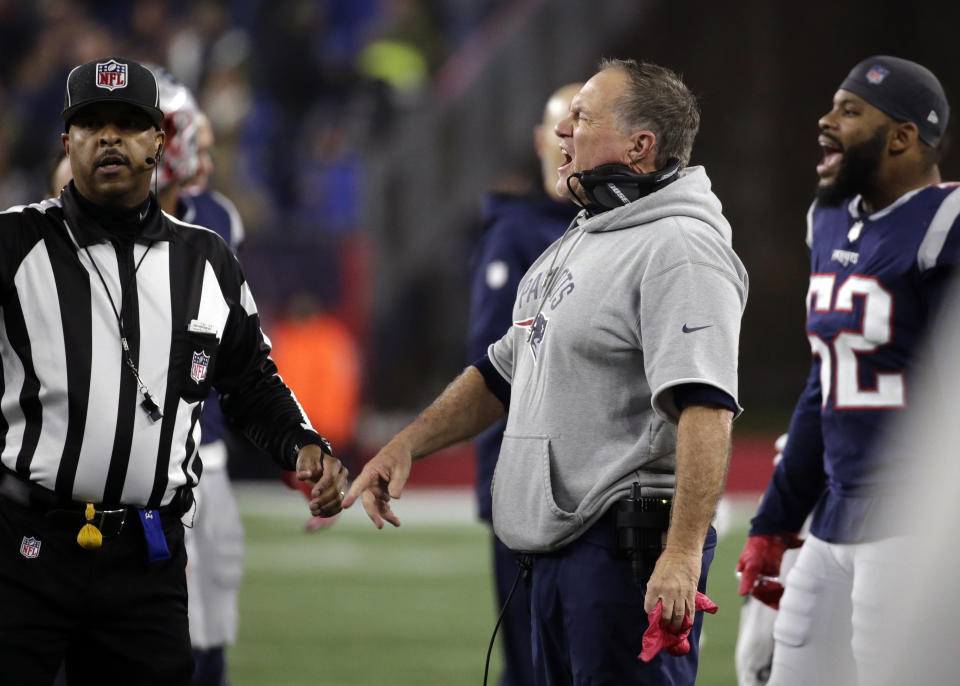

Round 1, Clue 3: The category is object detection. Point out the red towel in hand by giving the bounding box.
[638,592,718,662]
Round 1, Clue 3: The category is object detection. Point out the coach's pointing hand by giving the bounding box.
[343,366,505,528]
[342,440,412,528]
[296,444,348,517]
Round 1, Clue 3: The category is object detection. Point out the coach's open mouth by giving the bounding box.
[558,145,573,174]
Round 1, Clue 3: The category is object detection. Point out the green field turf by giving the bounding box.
[229,485,752,686]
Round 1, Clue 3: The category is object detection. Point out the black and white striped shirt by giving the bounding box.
[0,183,324,508]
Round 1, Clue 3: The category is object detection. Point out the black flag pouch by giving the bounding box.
[616,482,672,587]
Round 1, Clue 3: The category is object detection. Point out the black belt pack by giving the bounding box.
[616,482,672,585]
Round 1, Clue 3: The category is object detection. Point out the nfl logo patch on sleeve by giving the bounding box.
[20,536,41,559]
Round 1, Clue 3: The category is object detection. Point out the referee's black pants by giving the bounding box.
[0,496,193,686]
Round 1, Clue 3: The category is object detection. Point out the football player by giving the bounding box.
[737,56,959,685]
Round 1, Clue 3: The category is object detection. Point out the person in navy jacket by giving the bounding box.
[466,82,580,686]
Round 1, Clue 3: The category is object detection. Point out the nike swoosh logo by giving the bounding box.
[682,324,712,333]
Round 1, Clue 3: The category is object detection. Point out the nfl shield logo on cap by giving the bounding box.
[866,65,889,85]
[62,56,164,129]
[95,60,128,91]
[20,536,41,559]
[191,350,210,384]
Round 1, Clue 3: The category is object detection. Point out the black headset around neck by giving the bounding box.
[567,157,682,213]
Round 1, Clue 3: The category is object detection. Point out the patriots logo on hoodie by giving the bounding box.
[514,311,550,362]
[529,312,548,361]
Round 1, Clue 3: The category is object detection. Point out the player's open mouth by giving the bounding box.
[558,146,573,173]
[816,135,843,177]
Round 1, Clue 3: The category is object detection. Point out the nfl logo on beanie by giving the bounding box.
[865,65,888,85]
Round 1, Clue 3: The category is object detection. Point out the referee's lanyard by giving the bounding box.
[84,239,164,422]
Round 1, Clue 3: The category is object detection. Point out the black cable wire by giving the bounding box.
[565,172,592,214]
[482,555,531,686]
[482,566,521,686]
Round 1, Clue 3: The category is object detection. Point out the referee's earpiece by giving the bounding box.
[145,143,162,166]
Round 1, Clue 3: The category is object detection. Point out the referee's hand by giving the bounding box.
[342,440,412,529]
[296,445,348,517]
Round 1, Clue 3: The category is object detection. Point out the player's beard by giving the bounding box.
[815,125,888,207]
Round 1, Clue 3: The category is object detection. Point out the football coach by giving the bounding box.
[0,56,347,685]
[346,58,747,684]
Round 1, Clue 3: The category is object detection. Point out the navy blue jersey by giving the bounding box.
[753,183,960,542]
[177,190,245,446]
[179,190,245,251]
[468,192,577,522]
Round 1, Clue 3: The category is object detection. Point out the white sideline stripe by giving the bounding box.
[234,482,480,526]
[244,536,486,575]
[234,482,760,531]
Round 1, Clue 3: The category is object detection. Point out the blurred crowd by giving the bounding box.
[0,0,504,309]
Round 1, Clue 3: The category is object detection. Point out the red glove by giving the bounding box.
[638,592,718,662]
[735,533,803,609]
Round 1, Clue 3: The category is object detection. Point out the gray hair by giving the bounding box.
[598,58,700,168]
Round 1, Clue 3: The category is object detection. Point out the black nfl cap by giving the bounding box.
[840,55,949,146]
[61,57,164,130]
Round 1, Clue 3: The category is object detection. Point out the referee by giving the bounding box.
[0,57,347,686]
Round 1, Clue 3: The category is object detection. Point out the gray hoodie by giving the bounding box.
[487,166,748,552]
